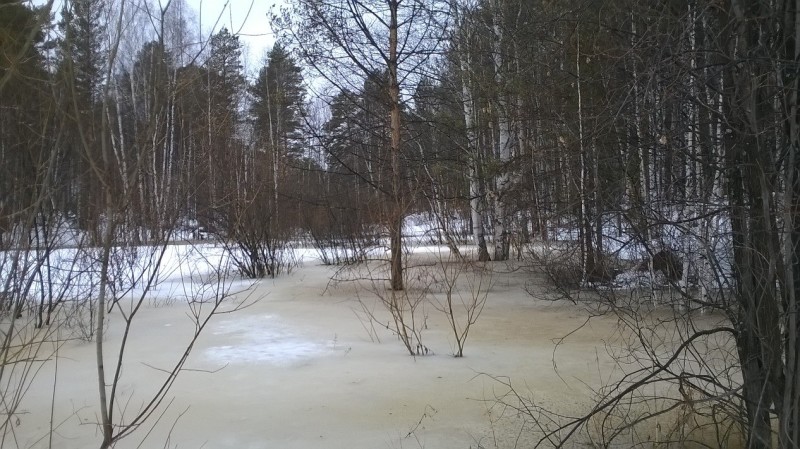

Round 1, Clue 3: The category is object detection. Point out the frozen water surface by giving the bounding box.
[205,314,327,366]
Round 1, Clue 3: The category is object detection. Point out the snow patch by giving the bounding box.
[204,315,328,366]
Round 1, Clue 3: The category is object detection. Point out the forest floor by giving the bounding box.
[13,246,732,449]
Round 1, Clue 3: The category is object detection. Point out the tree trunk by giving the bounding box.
[682,2,698,291]
[388,0,404,290]
[456,29,491,261]
[491,0,510,261]
[780,1,800,444]
[575,28,594,283]
[96,212,115,449]
[470,164,491,262]
[726,1,786,446]
[784,132,800,449]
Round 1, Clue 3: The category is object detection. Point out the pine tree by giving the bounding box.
[0,0,49,241]
[250,43,305,210]
[323,75,392,200]
[204,27,244,217]
[206,27,243,120]
[251,43,305,161]
[56,0,107,231]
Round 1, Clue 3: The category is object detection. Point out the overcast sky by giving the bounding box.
[190,0,282,66]
[32,0,282,70]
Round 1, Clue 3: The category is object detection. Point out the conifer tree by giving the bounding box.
[57,0,108,231]
[0,0,50,241]
[251,43,306,208]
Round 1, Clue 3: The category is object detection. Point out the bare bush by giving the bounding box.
[347,256,432,356]
[222,234,299,279]
[303,203,380,266]
[430,250,492,357]
[488,307,741,447]
[502,242,746,448]
[211,195,299,279]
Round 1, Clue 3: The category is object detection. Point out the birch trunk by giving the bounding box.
[456,26,490,261]
[630,15,656,288]
[682,3,698,292]
[575,29,593,284]
[490,0,511,261]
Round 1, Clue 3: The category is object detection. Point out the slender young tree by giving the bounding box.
[279,0,448,290]
[451,1,491,261]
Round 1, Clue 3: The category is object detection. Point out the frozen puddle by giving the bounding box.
[205,315,328,366]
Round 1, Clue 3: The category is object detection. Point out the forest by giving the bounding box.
[1,0,799,447]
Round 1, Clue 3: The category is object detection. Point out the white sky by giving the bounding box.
[32,0,281,72]
[189,0,282,67]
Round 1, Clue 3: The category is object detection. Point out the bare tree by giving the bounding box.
[430,250,491,357]
[278,0,449,291]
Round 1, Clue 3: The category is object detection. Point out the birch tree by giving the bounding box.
[488,0,512,261]
[451,1,491,261]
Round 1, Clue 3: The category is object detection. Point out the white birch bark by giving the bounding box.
[630,15,656,291]
[460,51,490,261]
[576,30,589,284]
[453,2,490,261]
[166,68,177,214]
[491,0,511,261]
[109,81,129,199]
[681,3,698,292]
